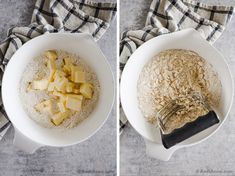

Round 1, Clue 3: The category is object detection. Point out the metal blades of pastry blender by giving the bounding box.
[156,91,220,149]
[157,100,183,132]
[161,110,219,149]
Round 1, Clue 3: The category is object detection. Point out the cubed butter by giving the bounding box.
[63,65,71,75]
[74,71,85,83]
[73,89,80,94]
[53,70,66,81]
[47,82,55,92]
[71,65,84,82]
[47,58,56,81]
[45,50,57,60]
[67,94,83,101]
[66,86,73,93]
[51,111,70,126]
[63,57,73,66]
[80,83,93,99]
[47,58,56,70]
[66,82,74,93]
[29,50,95,125]
[54,78,68,92]
[52,91,67,101]
[34,100,53,114]
[48,70,55,82]
[65,95,82,111]
[57,102,67,113]
[32,79,48,90]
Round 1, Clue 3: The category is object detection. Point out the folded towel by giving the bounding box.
[0,0,116,140]
[120,0,234,133]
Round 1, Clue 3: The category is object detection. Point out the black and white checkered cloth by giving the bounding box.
[120,0,234,133]
[0,0,116,140]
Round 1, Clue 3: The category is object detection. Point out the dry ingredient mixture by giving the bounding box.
[137,49,221,134]
[19,50,100,129]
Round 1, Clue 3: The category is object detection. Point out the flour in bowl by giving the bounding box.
[137,49,221,133]
[19,50,100,129]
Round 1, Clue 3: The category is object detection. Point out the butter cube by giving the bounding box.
[80,83,93,99]
[54,78,68,92]
[63,57,73,66]
[51,111,70,126]
[45,50,57,60]
[52,91,66,101]
[47,58,56,70]
[74,71,85,83]
[65,95,82,111]
[53,70,66,81]
[67,94,83,101]
[47,82,55,92]
[46,58,56,82]
[63,58,73,75]
[57,102,66,113]
[71,65,84,82]
[73,89,80,94]
[63,65,71,75]
[66,82,74,93]
[66,86,73,93]
[32,79,48,90]
[34,100,53,114]
[48,70,55,82]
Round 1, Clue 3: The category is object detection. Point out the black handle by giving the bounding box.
[161,111,219,149]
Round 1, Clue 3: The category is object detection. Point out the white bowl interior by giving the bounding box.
[120,29,234,145]
[2,33,115,146]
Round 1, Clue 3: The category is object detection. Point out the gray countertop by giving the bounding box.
[120,0,235,176]
[0,0,116,176]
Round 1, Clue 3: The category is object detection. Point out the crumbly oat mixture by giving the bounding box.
[19,50,100,129]
[137,49,221,134]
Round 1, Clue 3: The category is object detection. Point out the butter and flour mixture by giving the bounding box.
[137,49,221,133]
[19,50,100,129]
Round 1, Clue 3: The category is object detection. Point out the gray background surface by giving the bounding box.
[0,0,117,176]
[120,0,235,176]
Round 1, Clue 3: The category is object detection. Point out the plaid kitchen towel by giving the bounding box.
[120,0,234,133]
[0,0,116,140]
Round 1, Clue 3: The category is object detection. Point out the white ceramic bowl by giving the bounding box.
[120,29,234,160]
[2,33,115,153]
